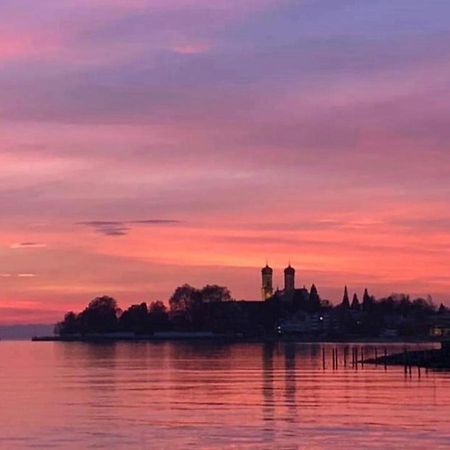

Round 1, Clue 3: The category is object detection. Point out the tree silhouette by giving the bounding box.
[169,284,202,330]
[148,301,170,331]
[351,293,360,311]
[119,302,149,333]
[78,296,120,334]
[362,288,374,312]
[55,311,78,335]
[309,284,321,309]
[169,284,201,312]
[201,285,232,303]
[341,286,350,309]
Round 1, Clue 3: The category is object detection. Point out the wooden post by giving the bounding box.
[407,348,411,376]
[322,347,326,370]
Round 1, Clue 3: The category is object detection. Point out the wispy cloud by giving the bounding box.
[79,219,181,236]
[389,217,450,232]
[10,242,47,249]
[79,221,130,236]
[130,219,181,225]
[1,273,37,278]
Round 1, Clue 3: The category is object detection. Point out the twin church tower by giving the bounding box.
[261,263,296,300]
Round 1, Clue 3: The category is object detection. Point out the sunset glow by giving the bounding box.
[1,0,450,324]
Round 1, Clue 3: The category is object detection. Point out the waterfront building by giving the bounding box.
[284,264,295,292]
[261,264,274,300]
[261,263,315,309]
[430,314,450,338]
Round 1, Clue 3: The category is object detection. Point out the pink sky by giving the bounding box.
[1,0,450,324]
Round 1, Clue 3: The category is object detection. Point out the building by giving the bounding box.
[429,314,450,338]
[278,311,336,337]
[261,263,317,310]
[284,264,295,292]
[261,264,274,300]
[261,262,298,301]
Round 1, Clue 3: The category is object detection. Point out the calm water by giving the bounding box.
[0,341,449,449]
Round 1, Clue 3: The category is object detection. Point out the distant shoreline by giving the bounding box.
[31,333,440,344]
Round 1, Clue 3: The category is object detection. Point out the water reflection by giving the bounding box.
[0,341,449,449]
[283,343,297,424]
[261,342,276,443]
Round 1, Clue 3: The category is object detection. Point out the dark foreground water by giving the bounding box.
[0,341,449,449]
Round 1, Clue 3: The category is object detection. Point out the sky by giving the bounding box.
[1,0,450,324]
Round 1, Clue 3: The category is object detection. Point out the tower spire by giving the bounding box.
[284,263,295,292]
[261,262,273,300]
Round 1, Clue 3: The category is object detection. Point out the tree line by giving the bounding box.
[55,284,237,335]
[55,282,448,337]
[334,290,447,337]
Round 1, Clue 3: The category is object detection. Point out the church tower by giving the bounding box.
[284,264,295,292]
[261,264,273,300]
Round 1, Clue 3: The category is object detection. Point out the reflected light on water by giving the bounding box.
[0,341,449,449]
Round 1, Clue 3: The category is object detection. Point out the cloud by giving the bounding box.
[10,242,47,249]
[0,273,38,278]
[3,1,449,127]
[79,219,181,236]
[130,219,181,225]
[389,217,450,232]
[79,221,130,236]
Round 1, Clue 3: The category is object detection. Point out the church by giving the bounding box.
[261,263,320,308]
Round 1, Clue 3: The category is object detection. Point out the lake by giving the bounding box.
[0,341,449,449]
